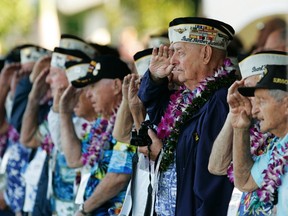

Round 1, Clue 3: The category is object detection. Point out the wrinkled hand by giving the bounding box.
[53,86,66,112]
[138,129,162,161]
[128,74,142,109]
[0,63,21,88]
[227,80,252,129]
[59,84,82,114]
[30,55,51,83]
[122,74,133,101]
[29,68,50,103]
[149,45,174,81]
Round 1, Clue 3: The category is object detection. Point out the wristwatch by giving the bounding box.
[79,203,91,216]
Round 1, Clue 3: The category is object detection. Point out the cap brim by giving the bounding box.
[238,87,256,97]
[71,77,99,88]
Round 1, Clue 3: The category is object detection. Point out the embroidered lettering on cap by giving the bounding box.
[273,78,288,84]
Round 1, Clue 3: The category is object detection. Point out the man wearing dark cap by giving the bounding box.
[229,64,288,216]
[137,17,237,215]
[58,55,136,216]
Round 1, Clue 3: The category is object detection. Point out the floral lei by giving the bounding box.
[82,110,117,167]
[257,141,288,204]
[157,58,236,172]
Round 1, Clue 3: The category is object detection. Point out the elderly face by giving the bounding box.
[244,75,261,119]
[86,79,116,117]
[45,66,68,97]
[169,42,205,90]
[74,89,97,120]
[255,89,288,137]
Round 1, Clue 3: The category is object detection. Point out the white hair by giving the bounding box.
[268,89,288,102]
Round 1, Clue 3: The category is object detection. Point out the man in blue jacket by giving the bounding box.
[138,17,236,215]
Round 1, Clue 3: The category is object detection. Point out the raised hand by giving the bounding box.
[0,63,21,89]
[59,84,82,114]
[30,55,51,83]
[29,68,50,103]
[149,45,174,81]
[227,80,252,129]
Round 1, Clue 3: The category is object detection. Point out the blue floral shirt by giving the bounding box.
[83,136,136,216]
[3,126,30,212]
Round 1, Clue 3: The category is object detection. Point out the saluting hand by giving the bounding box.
[149,44,174,81]
[227,80,252,129]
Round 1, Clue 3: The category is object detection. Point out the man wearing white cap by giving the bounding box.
[138,17,237,215]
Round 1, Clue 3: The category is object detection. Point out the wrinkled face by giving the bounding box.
[244,75,261,119]
[86,79,115,115]
[255,89,288,136]
[169,42,203,90]
[45,66,68,97]
[74,89,97,120]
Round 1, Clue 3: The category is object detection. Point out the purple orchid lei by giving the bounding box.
[257,141,288,203]
[157,58,236,172]
[41,133,54,155]
[82,110,117,167]
[0,130,9,157]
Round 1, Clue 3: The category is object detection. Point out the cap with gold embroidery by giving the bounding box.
[238,64,288,96]
[239,51,288,80]
[133,48,152,76]
[65,60,91,83]
[71,55,131,88]
[20,45,51,64]
[168,17,234,50]
[60,34,98,59]
[51,47,90,70]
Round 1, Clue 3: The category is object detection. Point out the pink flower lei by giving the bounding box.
[157,58,236,172]
[257,141,288,204]
[82,109,117,167]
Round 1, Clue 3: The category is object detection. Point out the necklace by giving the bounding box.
[257,140,288,204]
[82,110,117,167]
[157,58,236,172]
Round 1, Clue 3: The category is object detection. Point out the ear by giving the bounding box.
[200,45,213,64]
[283,96,288,115]
[113,78,122,95]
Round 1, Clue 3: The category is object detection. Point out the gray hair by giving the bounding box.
[268,89,288,102]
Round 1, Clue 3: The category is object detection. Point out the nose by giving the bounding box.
[169,52,178,66]
[251,98,260,119]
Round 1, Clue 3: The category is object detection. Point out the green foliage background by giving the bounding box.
[0,0,35,52]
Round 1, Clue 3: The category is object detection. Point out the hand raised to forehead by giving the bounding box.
[59,84,82,114]
[29,67,50,103]
[227,80,252,129]
[149,44,174,81]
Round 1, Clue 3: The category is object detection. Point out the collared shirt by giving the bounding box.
[82,120,136,216]
[2,126,30,213]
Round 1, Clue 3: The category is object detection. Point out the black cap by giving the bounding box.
[238,64,288,96]
[71,55,131,88]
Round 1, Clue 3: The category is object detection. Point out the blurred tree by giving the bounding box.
[0,0,35,53]
[105,0,195,36]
